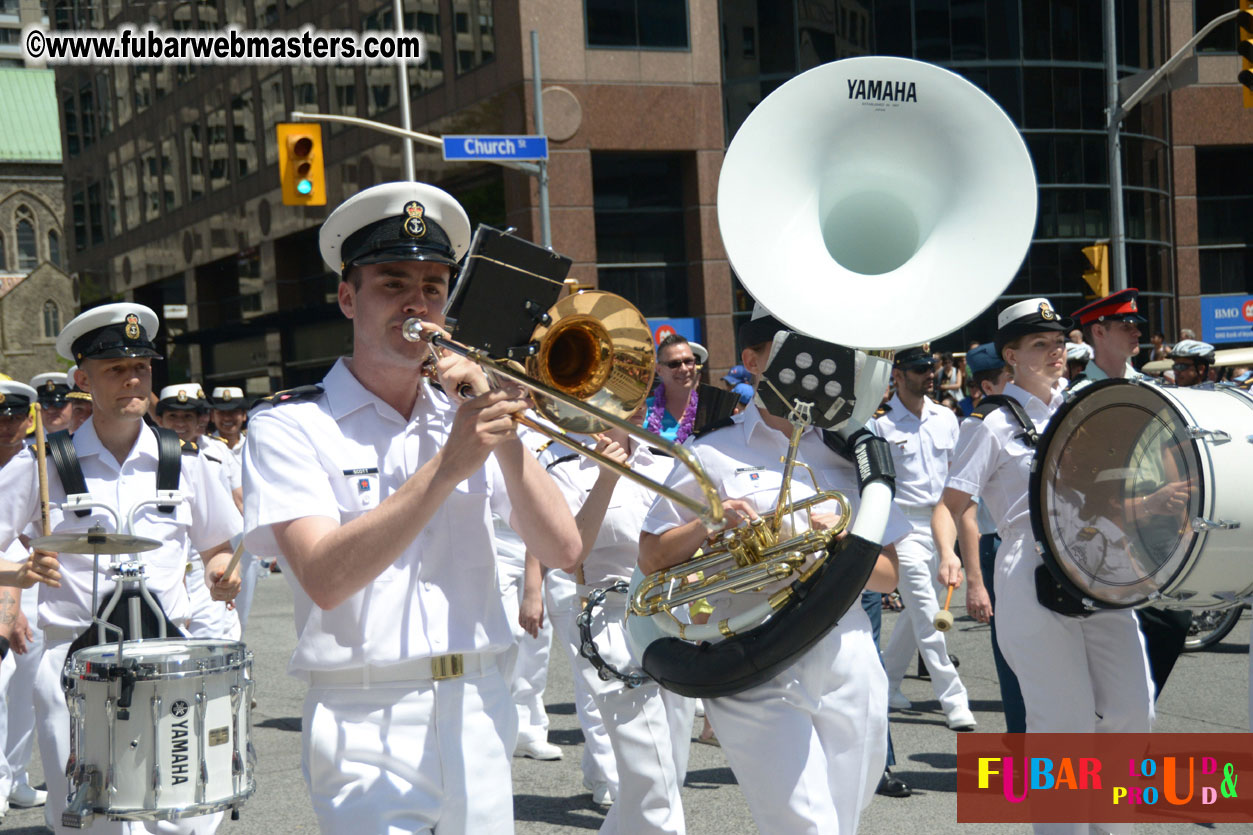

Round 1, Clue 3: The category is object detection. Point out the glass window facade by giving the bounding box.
[587,0,689,49]
[592,153,689,318]
[719,0,1174,347]
[1196,146,1253,296]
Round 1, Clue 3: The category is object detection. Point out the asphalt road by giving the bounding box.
[6,572,1253,834]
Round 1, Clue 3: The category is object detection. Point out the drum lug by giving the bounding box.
[1186,426,1231,443]
[61,767,101,829]
[1192,517,1240,532]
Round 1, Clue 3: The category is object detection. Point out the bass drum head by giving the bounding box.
[1030,379,1204,608]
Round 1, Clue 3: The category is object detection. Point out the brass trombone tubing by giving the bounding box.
[413,328,726,532]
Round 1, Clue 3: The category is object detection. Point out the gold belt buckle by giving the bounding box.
[431,653,464,680]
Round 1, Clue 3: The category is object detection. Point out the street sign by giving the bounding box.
[163,304,189,319]
[442,135,549,162]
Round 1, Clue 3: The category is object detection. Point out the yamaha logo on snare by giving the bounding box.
[171,699,189,717]
[847,79,918,105]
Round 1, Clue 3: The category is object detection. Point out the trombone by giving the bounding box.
[401,289,725,533]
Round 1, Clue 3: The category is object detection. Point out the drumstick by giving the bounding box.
[933,584,956,632]
[33,404,51,536]
[222,538,246,582]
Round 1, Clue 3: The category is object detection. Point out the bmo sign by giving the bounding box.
[1200,295,1253,344]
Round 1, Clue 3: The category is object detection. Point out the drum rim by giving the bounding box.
[67,638,252,681]
[99,779,257,822]
[1029,377,1207,610]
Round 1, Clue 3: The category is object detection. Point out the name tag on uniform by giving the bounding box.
[343,468,380,508]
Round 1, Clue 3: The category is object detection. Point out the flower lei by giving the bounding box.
[647,381,699,443]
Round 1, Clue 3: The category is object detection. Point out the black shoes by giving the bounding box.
[876,769,912,798]
[916,652,960,679]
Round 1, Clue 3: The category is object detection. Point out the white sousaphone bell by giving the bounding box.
[624,56,1039,695]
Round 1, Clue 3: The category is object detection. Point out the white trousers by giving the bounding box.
[35,638,223,834]
[231,550,259,634]
[546,571,617,793]
[882,519,970,714]
[185,560,241,642]
[705,606,887,835]
[993,534,1154,835]
[564,594,694,835]
[2,585,43,797]
[496,557,553,748]
[302,666,515,835]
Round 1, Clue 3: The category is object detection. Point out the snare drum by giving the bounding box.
[62,639,256,823]
[1031,378,1253,610]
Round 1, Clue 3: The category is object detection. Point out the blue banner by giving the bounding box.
[1200,295,1253,344]
[441,135,548,161]
[647,317,702,347]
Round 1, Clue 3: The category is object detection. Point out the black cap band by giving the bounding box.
[71,320,162,362]
[739,314,788,349]
[340,212,458,277]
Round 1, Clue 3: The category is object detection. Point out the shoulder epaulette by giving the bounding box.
[693,415,735,439]
[209,435,227,443]
[968,394,1039,447]
[873,402,891,418]
[545,453,580,471]
[251,384,324,411]
[533,438,555,455]
[179,438,199,455]
[969,394,1015,421]
[648,446,674,458]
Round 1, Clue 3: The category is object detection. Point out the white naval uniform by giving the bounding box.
[207,434,258,632]
[872,393,970,715]
[0,542,44,804]
[184,438,242,641]
[0,418,240,835]
[550,444,696,835]
[242,360,519,835]
[946,380,1153,835]
[641,403,910,835]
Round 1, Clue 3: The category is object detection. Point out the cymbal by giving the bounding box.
[31,532,162,555]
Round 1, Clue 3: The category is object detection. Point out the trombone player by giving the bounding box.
[639,311,907,835]
[241,181,580,834]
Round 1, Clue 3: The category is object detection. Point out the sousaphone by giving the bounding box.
[622,56,1038,698]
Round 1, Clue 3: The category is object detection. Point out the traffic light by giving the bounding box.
[1239,0,1253,108]
[1081,242,1109,299]
[277,123,326,206]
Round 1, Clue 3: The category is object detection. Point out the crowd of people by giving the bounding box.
[0,177,1250,835]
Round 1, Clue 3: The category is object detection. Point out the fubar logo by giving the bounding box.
[847,79,918,103]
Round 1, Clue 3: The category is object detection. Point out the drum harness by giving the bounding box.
[969,394,1092,618]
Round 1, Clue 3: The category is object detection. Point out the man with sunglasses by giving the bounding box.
[1169,339,1216,387]
[644,335,701,443]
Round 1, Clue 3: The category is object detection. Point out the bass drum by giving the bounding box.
[1030,379,1253,611]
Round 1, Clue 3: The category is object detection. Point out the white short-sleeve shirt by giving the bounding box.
[0,418,240,632]
[201,435,242,492]
[641,402,911,620]
[242,358,514,678]
[549,442,677,587]
[946,379,1066,538]
[872,393,960,509]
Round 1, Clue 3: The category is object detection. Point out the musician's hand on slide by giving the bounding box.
[937,551,964,589]
[592,435,630,481]
[966,581,993,624]
[435,353,491,403]
[1141,481,1189,517]
[17,549,61,589]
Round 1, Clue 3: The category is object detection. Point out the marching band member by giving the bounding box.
[242,182,580,834]
[639,312,907,835]
[30,372,72,434]
[0,382,44,816]
[549,413,696,834]
[873,347,975,731]
[207,387,259,629]
[66,366,94,433]
[154,384,243,642]
[932,299,1154,835]
[0,303,241,835]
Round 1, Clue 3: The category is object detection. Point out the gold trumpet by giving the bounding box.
[402,289,724,532]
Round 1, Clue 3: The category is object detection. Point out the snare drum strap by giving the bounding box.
[969,394,1039,448]
[43,427,182,516]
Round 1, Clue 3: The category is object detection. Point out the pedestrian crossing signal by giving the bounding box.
[1081,243,1109,299]
[277,123,326,206]
[1239,2,1253,108]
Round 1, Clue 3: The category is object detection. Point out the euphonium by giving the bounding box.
[621,55,1038,698]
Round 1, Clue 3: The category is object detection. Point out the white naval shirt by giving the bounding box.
[641,402,911,620]
[872,393,960,509]
[549,441,676,587]
[946,379,1067,539]
[242,358,515,678]
[0,417,240,632]
[200,435,242,492]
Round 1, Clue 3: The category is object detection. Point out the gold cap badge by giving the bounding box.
[402,201,427,239]
[1039,301,1056,321]
[177,390,188,403]
[124,313,140,340]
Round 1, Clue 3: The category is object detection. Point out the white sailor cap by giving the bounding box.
[995,297,1072,354]
[1170,339,1215,362]
[0,380,38,416]
[56,303,161,363]
[688,342,709,365]
[319,181,472,276]
[210,386,248,409]
[30,372,71,406]
[156,383,207,412]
